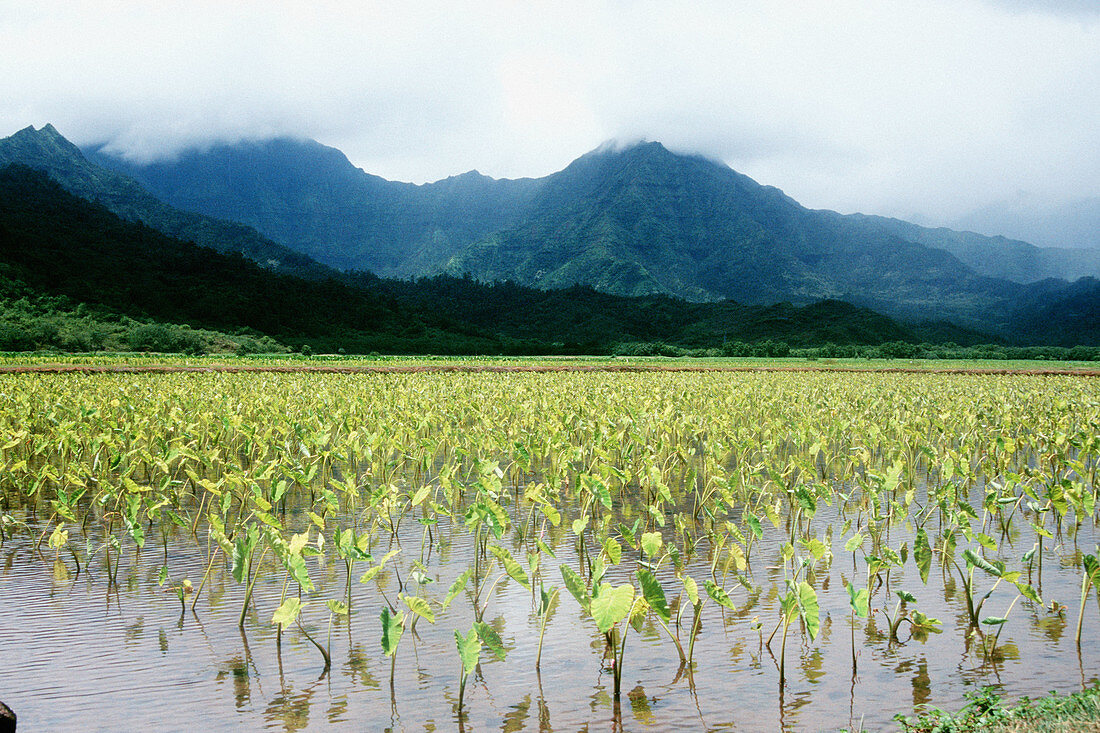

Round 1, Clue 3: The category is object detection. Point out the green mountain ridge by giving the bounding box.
[2,163,964,353]
[83,131,1098,332]
[2,124,1096,346]
[844,213,1100,284]
[0,125,332,279]
[86,135,543,274]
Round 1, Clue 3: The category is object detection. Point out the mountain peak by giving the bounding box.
[591,138,669,156]
[1,123,87,168]
[12,123,65,142]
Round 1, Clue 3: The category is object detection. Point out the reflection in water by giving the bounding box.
[802,648,826,684]
[627,685,655,726]
[501,693,530,732]
[1035,608,1067,642]
[326,694,349,724]
[344,643,378,688]
[216,655,251,711]
[1,462,1098,730]
[913,658,932,708]
[265,685,314,731]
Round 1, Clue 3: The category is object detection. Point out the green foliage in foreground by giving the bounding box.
[895,685,1100,732]
[0,277,286,354]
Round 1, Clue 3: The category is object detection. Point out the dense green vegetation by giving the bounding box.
[4,163,1001,356]
[0,124,330,279]
[0,370,1096,728]
[2,127,1097,353]
[895,685,1100,732]
[87,131,1099,330]
[0,276,285,354]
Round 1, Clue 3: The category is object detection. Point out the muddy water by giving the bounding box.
[1,492,1097,733]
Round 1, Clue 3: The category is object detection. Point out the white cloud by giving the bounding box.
[1,0,1097,223]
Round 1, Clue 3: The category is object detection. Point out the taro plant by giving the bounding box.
[767,550,821,687]
[454,620,506,713]
[1075,551,1100,647]
[560,563,643,699]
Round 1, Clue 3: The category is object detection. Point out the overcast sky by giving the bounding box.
[1,0,1097,223]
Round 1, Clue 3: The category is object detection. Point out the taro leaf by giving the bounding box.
[641,531,663,558]
[540,504,561,527]
[844,533,864,552]
[745,512,763,539]
[963,548,1003,577]
[272,597,305,627]
[327,599,349,616]
[637,569,671,623]
[286,553,314,592]
[536,538,556,559]
[703,579,736,610]
[1084,554,1100,586]
[629,597,649,633]
[883,461,904,493]
[157,565,168,586]
[619,520,639,546]
[231,534,252,584]
[982,616,1008,626]
[1031,522,1053,540]
[909,611,943,635]
[976,533,997,551]
[538,584,558,618]
[359,566,382,584]
[124,516,145,550]
[485,500,509,538]
[48,525,68,551]
[489,545,530,590]
[603,537,622,565]
[527,551,540,579]
[846,582,869,618]
[1015,581,1041,605]
[803,538,828,561]
[896,589,917,604]
[411,485,431,507]
[591,582,635,634]
[456,628,481,675]
[289,531,310,555]
[728,543,747,572]
[683,575,700,607]
[798,581,820,641]
[587,476,613,511]
[403,595,436,624]
[473,621,506,661]
[380,607,405,657]
[571,516,589,537]
[794,486,816,514]
[560,564,591,612]
[914,528,932,585]
[443,568,473,611]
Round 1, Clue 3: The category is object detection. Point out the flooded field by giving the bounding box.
[0,370,1097,730]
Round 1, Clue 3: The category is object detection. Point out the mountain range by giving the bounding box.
[1,123,1097,347]
[2,162,951,354]
[85,133,1099,328]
